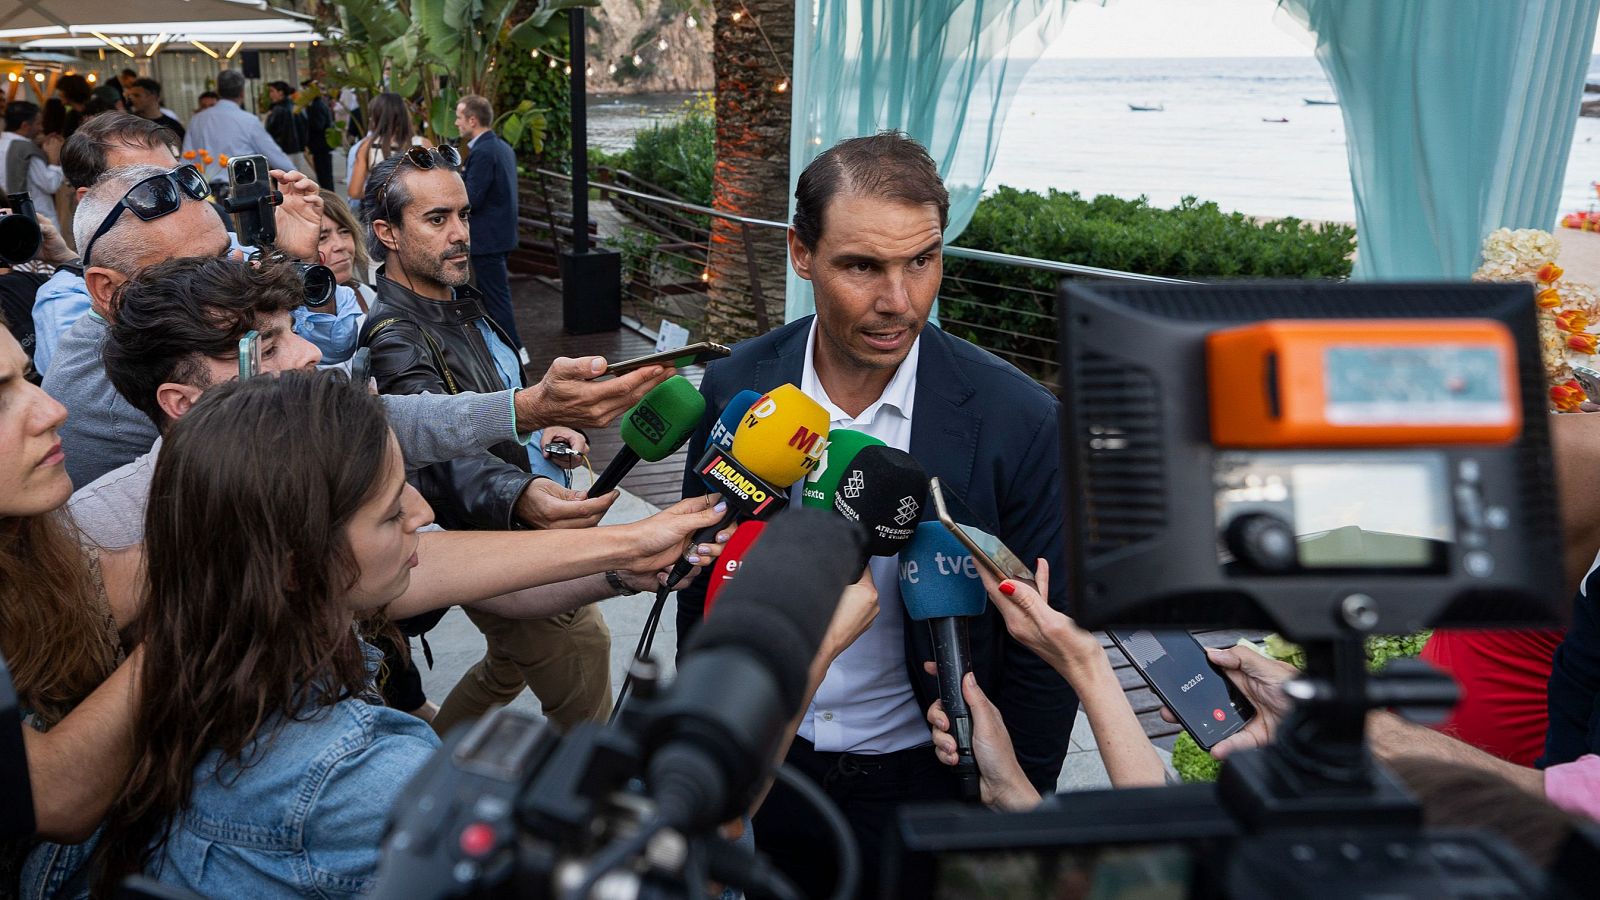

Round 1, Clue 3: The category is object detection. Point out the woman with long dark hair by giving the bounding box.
[347,92,427,205]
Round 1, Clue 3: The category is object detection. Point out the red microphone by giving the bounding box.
[704,520,768,616]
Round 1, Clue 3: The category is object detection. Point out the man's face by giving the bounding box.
[84,199,230,316]
[454,103,477,138]
[199,96,217,111]
[381,166,472,289]
[269,87,285,104]
[188,309,322,390]
[790,191,943,372]
[16,113,39,138]
[119,73,136,89]
[124,86,158,117]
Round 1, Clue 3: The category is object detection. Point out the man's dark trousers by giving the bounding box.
[313,152,334,193]
[471,251,522,352]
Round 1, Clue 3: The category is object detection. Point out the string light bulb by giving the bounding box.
[86,72,97,82]
[608,63,617,75]
[775,79,789,93]
[549,59,557,68]
[632,53,642,66]
[657,38,668,51]
[5,73,14,83]
[564,65,572,75]
[585,65,593,77]
[687,15,697,27]
[33,72,44,82]
[732,11,743,21]
[531,49,540,59]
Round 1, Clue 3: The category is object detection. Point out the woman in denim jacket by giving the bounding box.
[88,372,441,898]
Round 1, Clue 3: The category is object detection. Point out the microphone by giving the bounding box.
[644,508,864,829]
[665,384,832,587]
[587,376,706,497]
[800,428,884,510]
[899,522,989,801]
[703,520,767,616]
[829,444,928,558]
[708,389,763,454]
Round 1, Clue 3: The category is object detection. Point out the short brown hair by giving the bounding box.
[792,131,949,250]
[62,111,180,189]
[458,94,493,129]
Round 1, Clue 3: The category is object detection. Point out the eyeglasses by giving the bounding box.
[81,164,211,268]
[375,144,462,219]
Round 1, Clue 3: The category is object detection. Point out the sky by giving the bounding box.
[1044,0,1600,59]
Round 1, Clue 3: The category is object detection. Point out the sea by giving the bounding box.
[587,55,1600,226]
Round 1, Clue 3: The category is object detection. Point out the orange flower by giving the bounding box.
[1558,310,1591,333]
[1553,379,1587,412]
[1538,262,1565,283]
[1537,287,1563,308]
[219,155,229,166]
[1568,333,1598,354]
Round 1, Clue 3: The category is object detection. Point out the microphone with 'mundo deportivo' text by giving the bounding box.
[702,520,767,616]
[900,522,989,801]
[586,375,705,497]
[666,384,832,588]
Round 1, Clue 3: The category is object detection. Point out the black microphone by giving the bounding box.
[899,522,990,801]
[828,443,929,561]
[641,508,864,829]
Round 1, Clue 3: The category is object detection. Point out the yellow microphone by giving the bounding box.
[731,383,832,485]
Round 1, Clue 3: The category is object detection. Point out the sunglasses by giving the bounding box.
[375,144,462,219]
[82,165,211,268]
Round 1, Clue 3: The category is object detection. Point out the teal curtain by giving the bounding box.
[1280,0,1600,279]
[784,0,1076,321]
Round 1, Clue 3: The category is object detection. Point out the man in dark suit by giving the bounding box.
[676,132,1076,897]
[456,94,524,356]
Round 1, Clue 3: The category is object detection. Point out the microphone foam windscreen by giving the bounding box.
[685,508,864,712]
[731,384,831,486]
[704,520,768,615]
[830,444,928,557]
[801,429,885,510]
[898,521,990,621]
[709,389,763,453]
[620,375,707,462]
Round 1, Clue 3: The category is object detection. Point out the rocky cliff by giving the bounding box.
[588,1,715,94]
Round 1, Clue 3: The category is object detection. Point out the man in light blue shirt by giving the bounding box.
[182,69,293,183]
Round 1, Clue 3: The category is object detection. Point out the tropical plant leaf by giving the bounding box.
[501,114,525,149]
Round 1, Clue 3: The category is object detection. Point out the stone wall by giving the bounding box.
[588,1,715,94]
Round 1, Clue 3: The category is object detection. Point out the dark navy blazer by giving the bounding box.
[676,316,1077,790]
[1545,565,1600,766]
[462,130,519,256]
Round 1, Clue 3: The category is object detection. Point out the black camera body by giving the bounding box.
[1,651,35,839]
[0,191,42,266]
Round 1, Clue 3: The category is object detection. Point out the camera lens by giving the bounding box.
[0,211,41,266]
[236,160,256,183]
[299,262,336,307]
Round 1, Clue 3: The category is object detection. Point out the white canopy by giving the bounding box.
[0,1,310,38]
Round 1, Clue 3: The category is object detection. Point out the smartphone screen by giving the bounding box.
[930,477,1036,584]
[238,331,260,381]
[606,341,730,375]
[1108,629,1254,751]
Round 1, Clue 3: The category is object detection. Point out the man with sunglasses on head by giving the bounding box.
[359,149,624,734]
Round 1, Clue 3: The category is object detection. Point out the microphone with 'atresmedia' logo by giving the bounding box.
[830,444,928,560]
[900,522,988,801]
[586,376,705,497]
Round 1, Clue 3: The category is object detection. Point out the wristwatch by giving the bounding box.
[605,570,637,596]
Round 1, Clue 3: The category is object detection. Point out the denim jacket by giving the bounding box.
[24,685,438,898]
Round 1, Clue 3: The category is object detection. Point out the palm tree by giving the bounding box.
[705,0,793,338]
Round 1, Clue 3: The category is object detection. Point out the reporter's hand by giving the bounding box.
[515,478,616,529]
[926,670,1041,812]
[622,494,730,575]
[515,356,675,430]
[33,213,76,266]
[818,568,879,664]
[981,559,1104,679]
[540,425,588,470]
[267,168,324,260]
[41,133,63,164]
[1177,645,1297,760]
[616,522,735,592]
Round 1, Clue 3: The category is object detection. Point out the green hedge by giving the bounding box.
[1170,632,1431,784]
[940,189,1356,378]
[591,94,714,206]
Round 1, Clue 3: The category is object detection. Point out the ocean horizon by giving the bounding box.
[587,54,1600,226]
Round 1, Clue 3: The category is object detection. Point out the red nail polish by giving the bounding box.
[998,581,1016,596]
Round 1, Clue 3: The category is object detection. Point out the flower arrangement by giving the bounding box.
[180,148,229,168]
[1473,228,1600,411]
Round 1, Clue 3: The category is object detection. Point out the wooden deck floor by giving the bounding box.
[511,275,1257,747]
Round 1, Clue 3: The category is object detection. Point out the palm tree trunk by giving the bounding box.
[706,0,794,340]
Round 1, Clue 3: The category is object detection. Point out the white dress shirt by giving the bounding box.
[795,320,931,754]
[182,99,294,181]
[0,132,63,226]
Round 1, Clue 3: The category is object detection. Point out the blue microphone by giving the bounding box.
[701,389,763,491]
[899,522,988,801]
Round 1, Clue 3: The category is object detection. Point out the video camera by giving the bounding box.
[884,281,1597,898]
[370,509,865,900]
[0,192,42,266]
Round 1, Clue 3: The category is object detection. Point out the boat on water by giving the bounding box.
[1303,98,1339,106]
[1128,103,1164,112]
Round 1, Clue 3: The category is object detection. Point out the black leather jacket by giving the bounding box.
[361,274,535,531]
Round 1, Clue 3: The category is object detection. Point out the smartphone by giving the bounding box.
[1107,629,1255,751]
[929,477,1036,585]
[238,330,261,380]
[348,347,372,389]
[226,154,277,246]
[606,341,731,376]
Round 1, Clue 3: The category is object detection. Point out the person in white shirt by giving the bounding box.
[0,101,64,227]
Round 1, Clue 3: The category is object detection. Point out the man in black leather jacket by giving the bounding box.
[360,151,627,734]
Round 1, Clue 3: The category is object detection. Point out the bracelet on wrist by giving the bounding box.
[605,570,637,596]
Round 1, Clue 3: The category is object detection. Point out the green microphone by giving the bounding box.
[586,375,706,497]
[800,428,885,509]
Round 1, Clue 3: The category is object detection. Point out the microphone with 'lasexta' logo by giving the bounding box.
[830,444,928,560]
[801,428,884,510]
[899,522,988,801]
[587,375,705,497]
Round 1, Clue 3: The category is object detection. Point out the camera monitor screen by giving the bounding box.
[933,843,1191,900]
